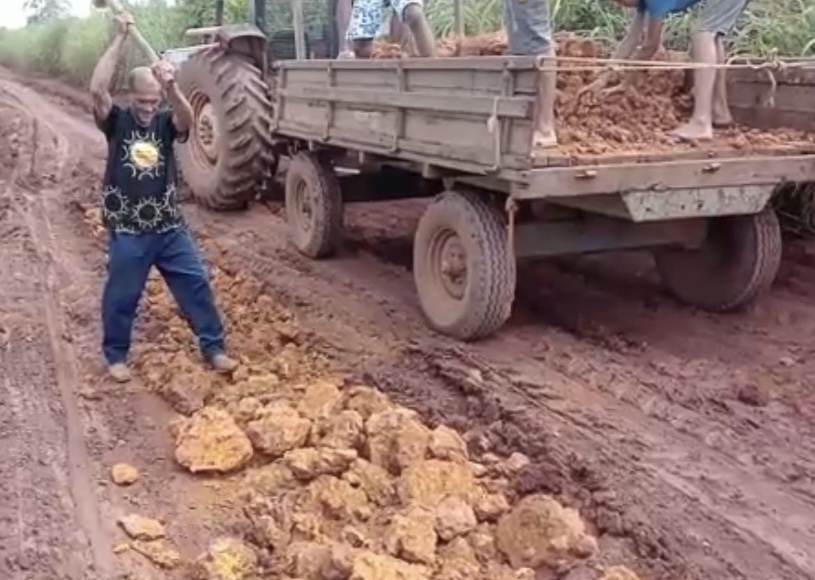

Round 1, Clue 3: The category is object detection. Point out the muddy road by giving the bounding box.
[1,66,814,580]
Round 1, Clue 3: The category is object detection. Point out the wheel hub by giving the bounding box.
[437,232,467,299]
[194,101,219,164]
[293,179,314,233]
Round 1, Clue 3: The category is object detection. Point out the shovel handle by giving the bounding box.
[102,0,161,64]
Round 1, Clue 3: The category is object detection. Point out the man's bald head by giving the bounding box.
[128,66,161,93]
[127,67,162,125]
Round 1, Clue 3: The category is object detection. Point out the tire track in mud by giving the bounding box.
[0,82,113,579]
[7,69,815,580]
[198,206,815,580]
[0,69,258,580]
[192,197,815,579]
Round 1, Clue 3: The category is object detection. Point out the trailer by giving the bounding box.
[166,1,815,340]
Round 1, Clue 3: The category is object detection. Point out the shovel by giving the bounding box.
[92,0,160,64]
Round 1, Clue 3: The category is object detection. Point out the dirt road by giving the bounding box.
[1,66,815,580]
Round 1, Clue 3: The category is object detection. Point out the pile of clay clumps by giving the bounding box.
[78,171,645,580]
[117,260,641,580]
[373,31,813,156]
[170,379,639,580]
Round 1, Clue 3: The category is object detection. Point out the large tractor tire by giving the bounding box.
[176,47,275,211]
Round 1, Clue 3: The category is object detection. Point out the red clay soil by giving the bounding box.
[3,66,815,580]
[374,32,814,156]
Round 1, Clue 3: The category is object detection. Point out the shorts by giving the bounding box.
[696,0,750,35]
[346,0,423,41]
[503,0,553,56]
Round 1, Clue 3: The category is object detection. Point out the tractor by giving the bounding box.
[164,0,347,210]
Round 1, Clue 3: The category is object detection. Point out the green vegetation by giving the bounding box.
[1,0,814,87]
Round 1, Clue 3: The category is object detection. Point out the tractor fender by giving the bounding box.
[214,24,268,70]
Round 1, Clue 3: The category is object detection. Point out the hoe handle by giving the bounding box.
[100,0,161,64]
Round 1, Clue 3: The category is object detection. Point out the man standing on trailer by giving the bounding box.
[90,12,238,382]
[342,0,437,58]
[581,0,702,94]
[671,0,749,139]
[503,0,559,151]
[585,0,748,140]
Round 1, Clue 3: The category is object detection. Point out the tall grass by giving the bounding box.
[1,0,814,87]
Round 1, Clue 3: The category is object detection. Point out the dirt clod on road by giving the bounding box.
[2,64,815,580]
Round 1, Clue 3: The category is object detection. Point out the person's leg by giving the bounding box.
[101,232,155,381]
[671,0,749,140]
[154,228,236,371]
[336,0,355,57]
[394,0,436,57]
[712,35,734,127]
[347,0,384,58]
[389,12,417,55]
[671,30,717,140]
[504,0,557,151]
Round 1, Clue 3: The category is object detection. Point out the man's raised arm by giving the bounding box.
[90,13,132,126]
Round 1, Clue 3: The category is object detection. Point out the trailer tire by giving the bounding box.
[285,152,344,258]
[176,47,275,211]
[654,207,781,311]
[413,190,516,340]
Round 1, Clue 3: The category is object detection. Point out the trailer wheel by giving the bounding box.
[413,190,516,340]
[176,48,275,211]
[654,207,782,311]
[285,152,344,258]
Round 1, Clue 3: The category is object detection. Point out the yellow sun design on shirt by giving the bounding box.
[121,131,164,180]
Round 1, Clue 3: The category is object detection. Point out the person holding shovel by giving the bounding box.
[581,0,702,97]
[90,12,237,382]
[583,0,748,140]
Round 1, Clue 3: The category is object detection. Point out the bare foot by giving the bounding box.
[669,119,713,143]
[531,130,558,158]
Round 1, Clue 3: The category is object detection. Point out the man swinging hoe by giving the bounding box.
[90,13,238,382]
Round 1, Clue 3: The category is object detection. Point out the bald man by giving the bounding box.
[90,13,237,382]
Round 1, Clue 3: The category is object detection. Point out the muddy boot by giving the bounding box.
[108,363,132,383]
[210,353,238,374]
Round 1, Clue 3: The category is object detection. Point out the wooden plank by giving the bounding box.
[275,121,530,175]
[727,64,815,86]
[278,86,533,118]
[730,106,815,132]
[520,154,815,199]
[275,55,540,71]
[539,142,815,167]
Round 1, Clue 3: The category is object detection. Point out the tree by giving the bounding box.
[24,0,70,25]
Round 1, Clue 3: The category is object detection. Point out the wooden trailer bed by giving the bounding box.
[271,56,815,177]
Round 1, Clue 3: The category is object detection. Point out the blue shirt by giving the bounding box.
[637,0,702,19]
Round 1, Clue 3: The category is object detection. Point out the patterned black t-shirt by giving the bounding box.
[96,104,188,233]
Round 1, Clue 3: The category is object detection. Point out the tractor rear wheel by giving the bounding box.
[176,47,275,211]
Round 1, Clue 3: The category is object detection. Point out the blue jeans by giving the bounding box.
[102,227,226,365]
